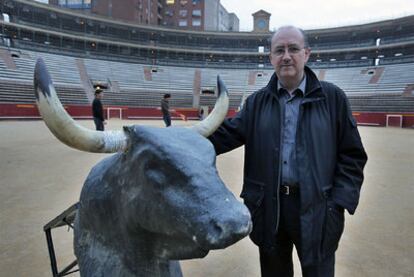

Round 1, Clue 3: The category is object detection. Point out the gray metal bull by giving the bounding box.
[34,58,252,276]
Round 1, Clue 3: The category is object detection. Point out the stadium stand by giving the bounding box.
[0,48,413,111]
[0,0,413,126]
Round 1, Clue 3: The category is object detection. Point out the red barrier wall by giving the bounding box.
[353,112,414,128]
[0,103,40,117]
[0,104,201,120]
[1,103,413,128]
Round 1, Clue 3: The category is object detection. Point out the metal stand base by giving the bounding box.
[43,203,79,276]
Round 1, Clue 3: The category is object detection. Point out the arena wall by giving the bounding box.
[0,103,202,120]
[0,103,412,128]
[353,112,414,128]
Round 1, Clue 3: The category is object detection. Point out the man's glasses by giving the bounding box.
[271,46,304,56]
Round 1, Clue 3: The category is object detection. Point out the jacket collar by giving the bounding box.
[266,66,323,99]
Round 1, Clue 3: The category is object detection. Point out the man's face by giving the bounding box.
[269,28,310,86]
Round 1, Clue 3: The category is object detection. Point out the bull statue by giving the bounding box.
[34,58,252,277]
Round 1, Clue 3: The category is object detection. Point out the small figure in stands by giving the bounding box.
[92,88,105,131]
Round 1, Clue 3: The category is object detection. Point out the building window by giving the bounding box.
[179,10,188,17]
[192,9,201,17]
[166,0,175,4]
[180,0,188,6]
[192,19,201,26]
[59,0,90,9]
[192,0,200,4]
[179,20,188,26]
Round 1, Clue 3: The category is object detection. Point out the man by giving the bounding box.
[209,26,367,277]
[161,93,172,127]
[92,88,105,131]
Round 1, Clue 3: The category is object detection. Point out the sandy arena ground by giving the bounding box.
[0,119,413,277]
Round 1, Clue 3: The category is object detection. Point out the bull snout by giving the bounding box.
[197,202,252,249]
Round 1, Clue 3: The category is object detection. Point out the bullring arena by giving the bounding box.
[1,120,413,276]
[0,0,414,276]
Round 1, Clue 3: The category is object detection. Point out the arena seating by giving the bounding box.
[0,79,88,105]
[0,47,413,113]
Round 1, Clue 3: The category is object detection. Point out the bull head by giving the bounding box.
[34,58,251,276]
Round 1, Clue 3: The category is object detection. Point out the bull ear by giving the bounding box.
[123,125,134,134]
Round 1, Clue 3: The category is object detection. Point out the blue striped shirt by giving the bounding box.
[277,77,306,184]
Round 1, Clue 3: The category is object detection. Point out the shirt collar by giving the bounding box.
[277,75,307,96]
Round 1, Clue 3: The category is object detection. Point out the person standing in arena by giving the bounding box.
[209,26,367,277]
[161,93,173,127]
[92,88,105,131]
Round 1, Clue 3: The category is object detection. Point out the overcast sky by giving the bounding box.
[34,0,414,31]
[221,0,414,31]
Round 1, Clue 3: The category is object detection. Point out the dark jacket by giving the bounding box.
[209,66,367,265]
[92,98,104,121]
[161,98,170,116]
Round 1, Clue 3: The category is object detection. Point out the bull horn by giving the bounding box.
[191,75,229,137]
[34,58,127,153]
